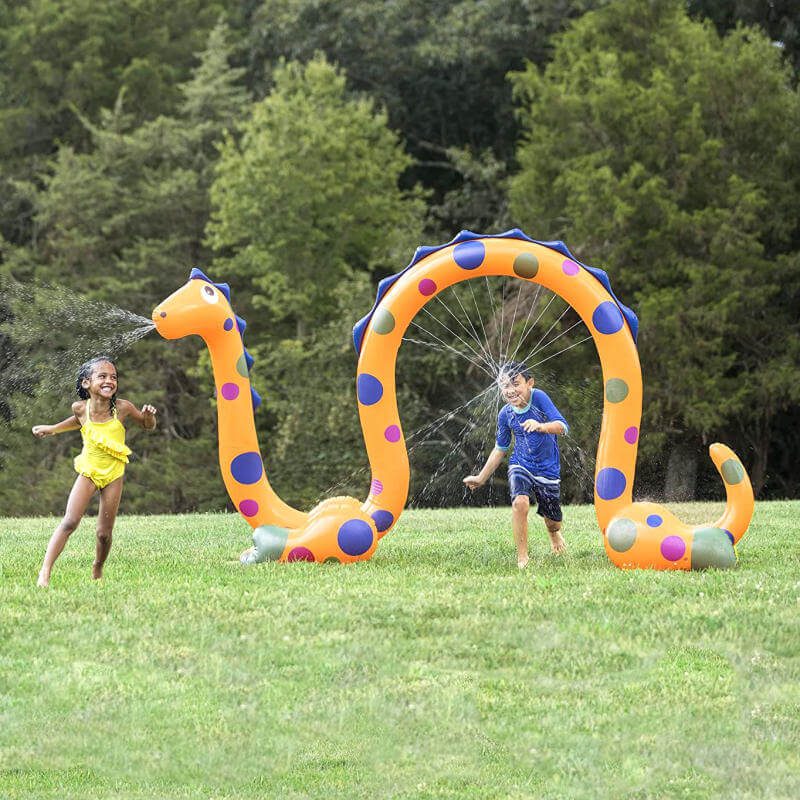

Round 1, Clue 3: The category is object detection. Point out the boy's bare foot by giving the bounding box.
[92,562,103,580]
[549,530,566,554]
[517,556,529,569]
[37,571,50,587]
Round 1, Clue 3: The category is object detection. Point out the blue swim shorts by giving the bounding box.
[508,470,562,522]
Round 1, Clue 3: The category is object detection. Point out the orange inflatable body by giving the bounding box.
[152,231,754,569]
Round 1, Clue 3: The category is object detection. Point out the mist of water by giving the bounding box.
[0,275,155,406]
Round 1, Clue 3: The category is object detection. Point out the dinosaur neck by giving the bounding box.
[205,332,307,529]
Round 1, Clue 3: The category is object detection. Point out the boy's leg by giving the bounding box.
[545,517,566,554]
[511,495,531,568]
[38,475,96,586]
[93,477,124,579]
[532,481,566,554]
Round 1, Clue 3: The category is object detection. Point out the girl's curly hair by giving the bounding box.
[76,356,118,411]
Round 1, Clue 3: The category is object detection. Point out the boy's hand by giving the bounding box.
[521,419,543,433]
[31,425,51,438]
[141,404,158,429]
[463,475,484,491]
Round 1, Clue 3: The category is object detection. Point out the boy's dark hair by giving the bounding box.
[76,355,118,411]
[499,361,532,380]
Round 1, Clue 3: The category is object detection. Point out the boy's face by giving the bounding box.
[498,373,534,408]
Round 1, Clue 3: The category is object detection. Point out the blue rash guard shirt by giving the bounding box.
[495,388,569,483]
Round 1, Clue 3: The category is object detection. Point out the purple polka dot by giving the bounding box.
[660,535,686,561]
[624,426,639,444]
[230,452,263,485]
[371,510,394,533]
[453,241,485,270]
[562,259,580,276]
[724,529,734,544]
[223,318,234,331]
[357,374,383,405]
[419,278,437,296]
[384,425,401,442]
[338,519,374,556]
[288,547,315,562]
[371,479,384,496]
[221,382,239,400]
[646,514,663,527]
[592,302,624,335]
[240,499,259,517]
[596,467,627,500]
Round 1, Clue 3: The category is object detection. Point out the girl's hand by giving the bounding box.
[521,419,543,433]
[32,425,52,438]
[141,404,158,430]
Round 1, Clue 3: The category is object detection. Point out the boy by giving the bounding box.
[463,362,568,568]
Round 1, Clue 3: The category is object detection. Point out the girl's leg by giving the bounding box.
[38,475,97,586]
[92,477,123,580]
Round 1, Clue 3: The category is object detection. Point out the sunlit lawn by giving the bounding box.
[1,501,798,799]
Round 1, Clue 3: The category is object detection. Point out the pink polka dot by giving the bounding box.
[660,536,686,562]
[624,426,639,444]
[221,382,239,400]
[287,547,315,562]
[418,279,437,296]
[384,425,401,442]
[371,479,384,495]
[239,499,259,517]
[562,259,580,276]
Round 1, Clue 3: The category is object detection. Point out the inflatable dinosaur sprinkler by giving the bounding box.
[152,230,754,570]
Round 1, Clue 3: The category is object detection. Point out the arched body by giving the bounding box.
[152,231,754,569]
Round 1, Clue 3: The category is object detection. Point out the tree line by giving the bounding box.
[1,0,798,516]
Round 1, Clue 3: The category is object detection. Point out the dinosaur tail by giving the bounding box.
[707,443,755,545]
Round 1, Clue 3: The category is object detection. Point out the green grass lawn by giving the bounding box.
[1,501,798,799]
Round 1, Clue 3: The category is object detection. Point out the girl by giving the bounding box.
[31,356,157,587]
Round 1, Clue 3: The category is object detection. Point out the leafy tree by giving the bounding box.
[508,0,800,496]
[0,22,249,514]
[207,55,427,335]
[235,0,611,234]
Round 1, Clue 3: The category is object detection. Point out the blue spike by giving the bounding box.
[213,282,231,302]
[236,315,247,334]
[190,267,212,282]
[244,350,255,371]
[251,386,262,410]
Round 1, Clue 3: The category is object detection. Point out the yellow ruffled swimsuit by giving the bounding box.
[74,399,132,489]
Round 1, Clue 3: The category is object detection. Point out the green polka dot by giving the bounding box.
[605,378,629,403]
[324,556,341,564]
[607,518,637,552]
[721,459,744,485]
[691,527,736,570]
[235,354,249,378]
[513,253,539,279]
[252,525,289,561]
[372,308,395,335]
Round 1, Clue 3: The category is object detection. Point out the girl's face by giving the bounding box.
[83,361,117,400]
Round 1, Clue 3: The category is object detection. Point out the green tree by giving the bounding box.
[0,22,249,515]
[207,55,426,335]
[508,0,800,496]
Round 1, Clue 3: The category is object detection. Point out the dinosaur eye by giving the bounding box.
[201,285,219,304]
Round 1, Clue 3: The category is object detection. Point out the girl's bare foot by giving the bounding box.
[549,530,566,554]
[37,570,50,587]
[517,555,529,569]
[91,562,103,580]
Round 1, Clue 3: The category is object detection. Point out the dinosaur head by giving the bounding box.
[152,268,233,340]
